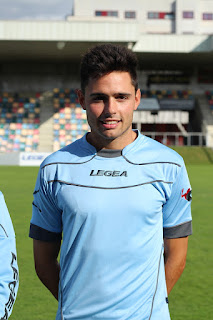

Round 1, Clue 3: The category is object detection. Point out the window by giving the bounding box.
[101,11,108,16]
[108,11,118,17]
[203,13,213,20]
[148,12,174,20]
[182,11,194,19]
[165,13,174,20]
[125,11,136,19]
[95,11,118,17]
[95,11,102,16]
[148,12,159,19]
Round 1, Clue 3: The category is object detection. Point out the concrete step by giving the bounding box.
[38,92,54,152]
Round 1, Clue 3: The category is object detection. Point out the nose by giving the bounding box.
[104,97,116,115]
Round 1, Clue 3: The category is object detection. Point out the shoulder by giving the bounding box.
[0,191,15,237]
[124,134,184,167]
[0,190,4,202]
[0,191,8,213]
[40,136,96,170]
[144,136,184,165]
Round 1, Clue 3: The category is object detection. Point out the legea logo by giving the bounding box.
[90,170,127,177]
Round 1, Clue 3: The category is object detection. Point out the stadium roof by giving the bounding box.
[0,20,212,68]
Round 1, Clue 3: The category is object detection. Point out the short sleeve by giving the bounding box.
[0,192,19,319]
[163,161,192,238]
[29,166,62,242]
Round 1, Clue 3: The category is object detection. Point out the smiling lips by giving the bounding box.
[100,119,121,129]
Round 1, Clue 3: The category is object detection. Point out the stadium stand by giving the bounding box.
[134,88,196,145]
[205,90,213,113]
[0,86,209,154]
[0,87,201,153]
[0,0,213,154]
[0,92,40,152]
[140,89,194,100]
[52,88,90,151]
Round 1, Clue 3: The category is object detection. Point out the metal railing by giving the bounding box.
[142,132,206,146]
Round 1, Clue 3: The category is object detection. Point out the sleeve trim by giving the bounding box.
[163,220,192,238]
[29,224,62,242]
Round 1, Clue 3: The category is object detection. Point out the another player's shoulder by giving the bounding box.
[40,134,95,170]
[0,191,8,213]
[0,191,15,237]
[124,133,184,167]
[0,190,4,202]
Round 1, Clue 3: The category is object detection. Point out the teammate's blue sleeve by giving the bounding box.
[29,166,62,242]
[0,192,19,319]
[163,161,192,238]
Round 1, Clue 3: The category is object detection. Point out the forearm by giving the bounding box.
[35,259,60,300]
[164,237,188,295]
[164,252,186,295]
[33,239,61,300]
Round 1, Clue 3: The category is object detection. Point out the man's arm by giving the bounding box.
[164,237,188,295]
[0,192,19,319]
[33,239,61,300]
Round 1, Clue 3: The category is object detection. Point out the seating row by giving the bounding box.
[0,93,41,152]
[52,92,89,150]
[141,89,194,99]
[53,88,194,101]
[53,88,78,104]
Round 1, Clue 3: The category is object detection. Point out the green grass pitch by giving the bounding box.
[0,146,212,319]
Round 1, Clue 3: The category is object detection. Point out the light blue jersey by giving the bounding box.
[30,131,192,320]
[0,192,19,320]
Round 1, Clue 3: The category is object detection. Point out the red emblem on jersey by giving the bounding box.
[181,188,192,201]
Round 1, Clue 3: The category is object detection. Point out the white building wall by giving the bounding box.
[0,20,139,42]
[143,20,173,34]
[134,34,213,53]
[72,0,213,35]
[73,0,175,34]
[73,0,174,17]
[73,0,142,18]
[199,0,213,34]
[176,0,199,34]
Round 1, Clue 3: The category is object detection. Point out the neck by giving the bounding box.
[86,130,137,151]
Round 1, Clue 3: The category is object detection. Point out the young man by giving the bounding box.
[0,191,19,319]
[29,44,192,320]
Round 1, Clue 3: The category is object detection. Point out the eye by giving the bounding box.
[116,94,128,101]
[91,95,106,102]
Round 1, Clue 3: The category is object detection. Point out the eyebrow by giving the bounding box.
[89,92,132,97]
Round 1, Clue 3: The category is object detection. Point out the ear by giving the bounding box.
[76,89,86,110]
[134,88,141,111]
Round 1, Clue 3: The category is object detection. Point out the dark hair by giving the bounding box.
[80,43,138,93]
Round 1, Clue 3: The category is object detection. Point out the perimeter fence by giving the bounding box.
[143,132,206,146]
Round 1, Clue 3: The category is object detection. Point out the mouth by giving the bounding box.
[100,119,121,129]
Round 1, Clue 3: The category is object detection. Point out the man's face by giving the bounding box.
[78,71,141,149]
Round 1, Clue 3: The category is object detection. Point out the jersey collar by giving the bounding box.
[80,130,145,158]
